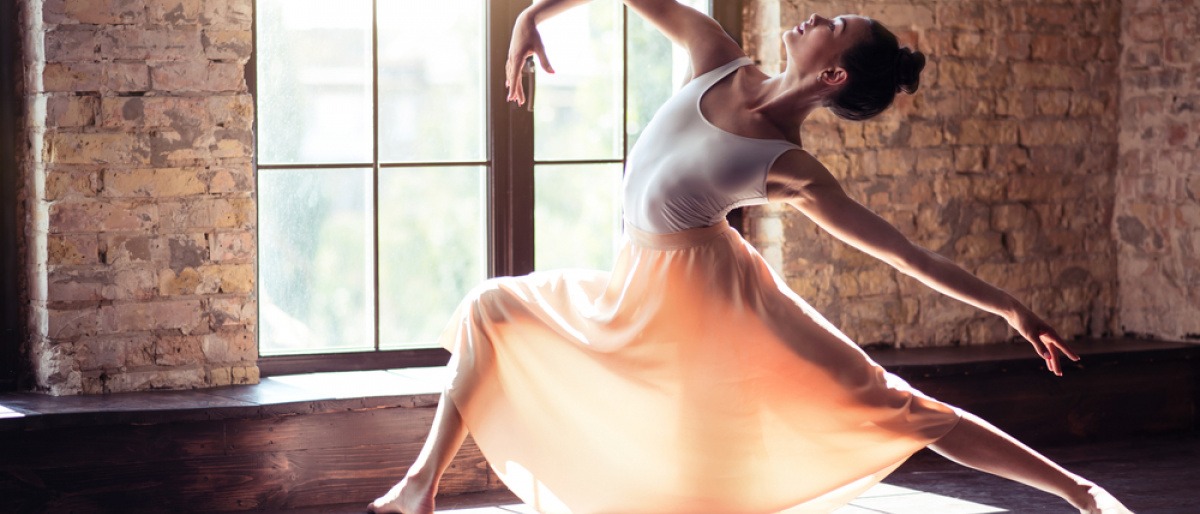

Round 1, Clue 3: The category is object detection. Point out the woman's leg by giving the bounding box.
[368,390,469,514]
[929,411,1133,514]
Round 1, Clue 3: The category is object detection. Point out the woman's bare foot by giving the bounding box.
[1074,483,1134,514]
[366,476,435,514]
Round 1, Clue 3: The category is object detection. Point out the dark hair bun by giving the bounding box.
[895,48,925,94]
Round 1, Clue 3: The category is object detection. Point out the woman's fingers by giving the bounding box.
[506,57,524,104]
[535,46,554,74]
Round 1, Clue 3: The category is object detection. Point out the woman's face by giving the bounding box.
[782,14,871,80]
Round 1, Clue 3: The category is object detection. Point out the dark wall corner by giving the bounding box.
[1,0,27,392]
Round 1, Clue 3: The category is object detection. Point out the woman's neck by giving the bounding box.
[746,71,827,142]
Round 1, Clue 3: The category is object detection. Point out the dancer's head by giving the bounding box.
[783,14,925,121]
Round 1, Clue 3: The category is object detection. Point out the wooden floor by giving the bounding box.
[2,338,1196,513]
[302,432,1200,513]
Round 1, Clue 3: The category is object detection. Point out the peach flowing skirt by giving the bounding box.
[440,221,961,513]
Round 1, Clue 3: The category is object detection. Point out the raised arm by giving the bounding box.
[506,0,744,105]
[767,150,1080,375]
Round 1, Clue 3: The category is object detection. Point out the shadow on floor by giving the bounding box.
[307,432,1199,514]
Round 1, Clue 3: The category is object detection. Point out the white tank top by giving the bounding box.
[622,57,801,234]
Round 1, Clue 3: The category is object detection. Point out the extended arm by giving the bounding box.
[506,0,744,105]
[768,150,1080,375]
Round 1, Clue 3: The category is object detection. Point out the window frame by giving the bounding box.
[1,0,23,392]
[251,0,742,376]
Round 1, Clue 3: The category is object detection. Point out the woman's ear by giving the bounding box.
[819,67,847,87]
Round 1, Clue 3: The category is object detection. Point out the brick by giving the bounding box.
[151,61,245,92]
[210,297,255,327]
[47,280,103,302]
[230,365,259,385]
[1031,35,1070,62]
[203,164,252,193]
[201,328,255,363]
[948,119,1017,146]
[995,91,1035,119]
[206,94,254,129]
[211,197,255,228]
[952,32,991,60]
[44,0,146,25]
[49,200,157,232]
[103,235,160,265]
[1127,13,1164,42]
[101,269,157,300]
[44,26,102,62]
[210,127,252,158]
[1035,91,1071,117]
[44,131,151,165]
[149,128,214,166]
[202,30,252,61]
[997,33,1032,61]
[167,233,210,270]
[147,0,202,24]
[992,203,1036,232]
[101,299,206,334]
[158,200,213,230]
[102,167,207,197]
[213,231,254,262]
[953,232,1006,262]
[106,62,151,92]
[1123,42,1163,68]
[45,167,101,199]
[103,26,203,61]
[1019,120,1089,146]
[47,234,100,266]
[953,146,985,173]
[200,0,253,29]
[47,306,101,341]
[907,122,943,147]
[99,96,145,128]
[47,95,98,127]
[915,148,952,174]
[875,149,916,175]
[863,4,933,29]
[43,62,104,92]
[936,3,991,31]
[1164,38,1196,65]
[1012,63,1087,89]
[155,334,205,366]
[1022,5,1076,31]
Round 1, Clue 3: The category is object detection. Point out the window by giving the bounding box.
[253,1,738,375]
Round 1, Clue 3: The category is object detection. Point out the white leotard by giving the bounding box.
[622,57,801,234]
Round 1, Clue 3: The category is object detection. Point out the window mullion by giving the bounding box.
[371,0,382,351]
[488,0,535,278]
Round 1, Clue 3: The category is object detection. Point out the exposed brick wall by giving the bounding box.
[1115,0,1200,341]
[21,0,258,395]
[744,0,1122,347]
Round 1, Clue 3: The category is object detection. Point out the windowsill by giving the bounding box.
[1,337,1195,432]
[0,367,451,431]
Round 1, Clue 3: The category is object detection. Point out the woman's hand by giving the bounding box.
[506,13,555,106]
[1007,306,1080,376]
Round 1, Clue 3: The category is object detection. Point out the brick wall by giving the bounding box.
[1115,0,1200,341]
[743,0,1122,347]
[20,0,258,395]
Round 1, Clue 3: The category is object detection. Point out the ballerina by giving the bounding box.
[369,1,1133,513]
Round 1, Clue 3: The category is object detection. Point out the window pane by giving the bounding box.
[626,0,708,152]
[534,2,623,161]
[259,168,375,355]
[535,163,623,271]
[257,0,372,164]
[378,167,486,349]
[378,1,486,163]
